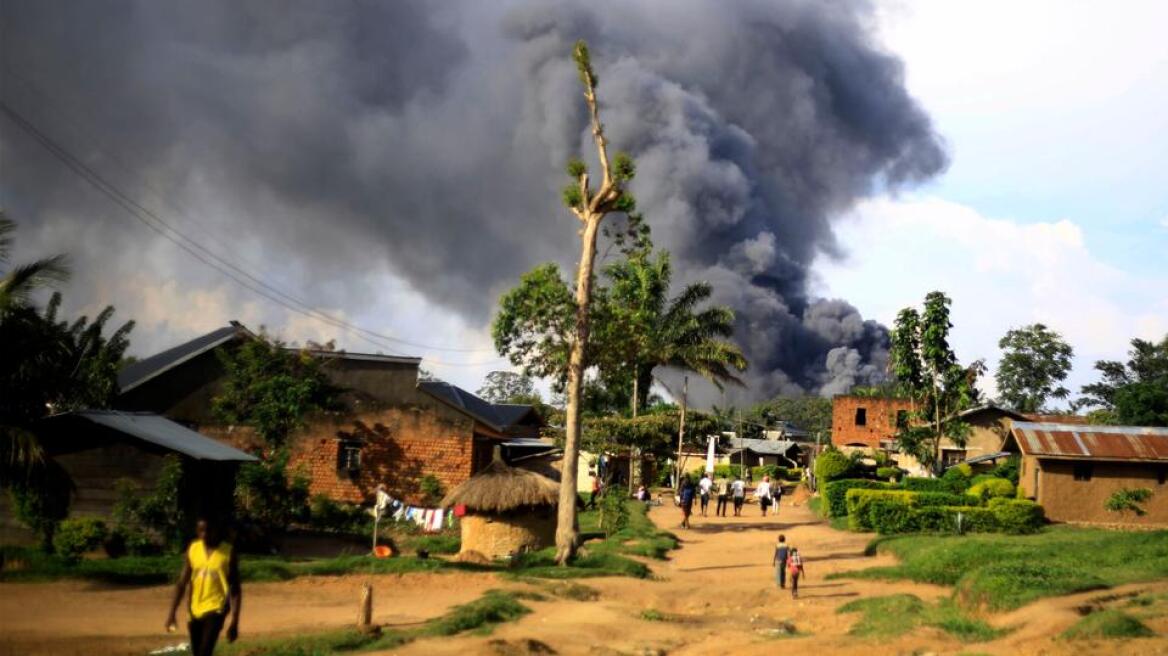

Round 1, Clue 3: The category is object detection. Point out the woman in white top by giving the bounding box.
[755,475,773,517]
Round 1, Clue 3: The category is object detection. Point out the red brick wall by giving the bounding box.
[831,396,912,449]
[203,405,480,506]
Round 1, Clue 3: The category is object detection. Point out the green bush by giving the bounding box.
[308,495,370,534]
[908,507,955,532]
[815,449,854,484]
[599,491,630,537]
[875,466,903,481]
[846,489,914,530]
[942,463,973,487]
[782,467,803,481]
[708,464,744,480]
[751,465,780,481]
[52,517,108,561]
[949,506,998,533]
[988,498,1045,534]
[967,477,1016,502]
[419,475,445,505]
[914,492,971,508]
[234,454,310,538]
[113,454,191,552]
[824,479,895,517]
[7,471,72,552]
[868,499,916,534]
[903,476,965,495]
[987,456,1020,485]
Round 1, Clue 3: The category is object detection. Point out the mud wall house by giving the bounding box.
[114,322,543,506]
[0,411,256,544]
[1006,422,1168,525]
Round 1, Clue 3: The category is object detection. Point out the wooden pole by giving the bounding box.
[358,582,373,631]
[674,376,688,487]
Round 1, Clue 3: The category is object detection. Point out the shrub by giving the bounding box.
[815,449,854,484]
[967,478,1015,502]
[903,476,965,495]
[782,467,803,481]
[988,498,1045,534]
[113,454,191,552]
[846,489,914,530]
[914,492,971,508]
[1105,488,1154,517]
[942,463,973,489]
[751,465,780,482]
[876,467,903,482]
[52,517,108,561]
[599,491,630,537]
[7,470,72,552]
[419,475,445,505]
[824,479,895,517]
[987,457,1020,485]
[235,454,310,537]
[909,507,956,532]
[308,495,370,534]
[710,464,744,480]
[949,506,998,533]
[868,498,917,534]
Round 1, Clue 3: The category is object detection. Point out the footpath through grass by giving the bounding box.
[218,589,533,655]
[834,526,1168,611]
[0,502,675,585]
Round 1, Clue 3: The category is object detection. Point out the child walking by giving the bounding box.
[771,534,789,589]
[786,546,806,599]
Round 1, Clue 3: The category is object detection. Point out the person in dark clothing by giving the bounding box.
[772,534,790,589]
[585,473,602,510]
[678,475,696,529]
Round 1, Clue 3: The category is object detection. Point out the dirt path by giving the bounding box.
[6,498,1168,655]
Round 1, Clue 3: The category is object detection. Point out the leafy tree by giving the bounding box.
[995,323,1074,413]
[476,370,537,404]
[212,334,335,451]
[1080,335,1168,426]
[492,263,579,390]
[747,396,833,438]
[888,292,983,474]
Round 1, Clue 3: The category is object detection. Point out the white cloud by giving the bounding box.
[812,195,1168,403]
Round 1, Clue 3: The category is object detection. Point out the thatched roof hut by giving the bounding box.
[442,451,559,560]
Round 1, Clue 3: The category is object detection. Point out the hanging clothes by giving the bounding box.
[427,509,445,532]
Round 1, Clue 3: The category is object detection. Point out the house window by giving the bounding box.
[942,450,966,467]
[1073,464,1093,481]
[337,441,362,475]
[895,410,908,429]
[854,407,867,427]
[1158,467,1167,486]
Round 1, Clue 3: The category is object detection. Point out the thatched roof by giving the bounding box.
[441,455,559,513]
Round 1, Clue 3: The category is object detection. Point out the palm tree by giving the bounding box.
[602,251,747,414]
[1,212,70,474]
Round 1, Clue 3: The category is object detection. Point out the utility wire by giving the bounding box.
[0,98,506,367]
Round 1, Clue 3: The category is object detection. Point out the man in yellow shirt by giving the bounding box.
[165,517,242,655]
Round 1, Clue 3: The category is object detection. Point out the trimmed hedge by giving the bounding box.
[875,466,903,482]
[902,477,965,495]
[815,449,854,484]
[988,498,1045,534]
[967,477,1015,502]
[824,479,894,517]
[848,490,914,531]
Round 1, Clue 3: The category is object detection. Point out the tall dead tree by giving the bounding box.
[556,40,637,565]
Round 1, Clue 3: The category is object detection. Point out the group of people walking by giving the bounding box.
[677,471,782,527]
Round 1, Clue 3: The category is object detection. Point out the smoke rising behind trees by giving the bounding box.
[1,1,946,402]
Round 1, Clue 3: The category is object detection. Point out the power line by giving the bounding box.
[0,98,505,367]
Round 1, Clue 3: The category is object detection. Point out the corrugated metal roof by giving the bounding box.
[1010,421,1168,462]
[419,381,538,432]
[118,323,248,392]
[70,411,258,462]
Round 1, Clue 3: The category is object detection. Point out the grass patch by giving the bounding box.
[838,594,1005,643]
[834,527,1168,611]
[220,590,530,655]
[1061,610,1155,640]
[640,608,668,621]
[578,502,678,560]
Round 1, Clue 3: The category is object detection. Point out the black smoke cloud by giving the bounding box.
[1,1,946,400]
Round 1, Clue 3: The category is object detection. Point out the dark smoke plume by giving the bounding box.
[1,1,946,401]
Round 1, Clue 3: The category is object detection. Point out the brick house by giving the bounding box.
[1006,422,1168,525]
[115,322,542,506]
[831,395,912,451]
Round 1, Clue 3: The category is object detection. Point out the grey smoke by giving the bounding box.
[1,1,946,401]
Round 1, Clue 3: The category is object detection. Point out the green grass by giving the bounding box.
[640,608,668,621]
[219,589,531,655]
[809,496,849,530]
[577,502,679,560]
[833,527,1168,611]
[1061,610,1155,640]
[838,594,1005,643]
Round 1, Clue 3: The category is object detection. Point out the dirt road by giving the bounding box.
[4,497,1168,655]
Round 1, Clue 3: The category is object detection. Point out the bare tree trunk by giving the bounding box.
[556,216,602,565]
[674,375,688,486]
[629,375,639,495]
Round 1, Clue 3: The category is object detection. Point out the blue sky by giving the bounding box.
[815,0,1168,403]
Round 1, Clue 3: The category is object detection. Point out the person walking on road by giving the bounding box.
[755,475,773,517]
[698,472,713,517]
[165,517,242,656]
[787,546,805,599]
[772,534,790,589]
[714,473,730,517]
[678,475,696,529]
[731,473,746,516]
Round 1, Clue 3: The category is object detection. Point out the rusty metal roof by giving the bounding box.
[1010,422,1168,462]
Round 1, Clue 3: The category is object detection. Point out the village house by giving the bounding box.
[0,410,256,544]
[115,322,542,506]
[1005,421,1168,526]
